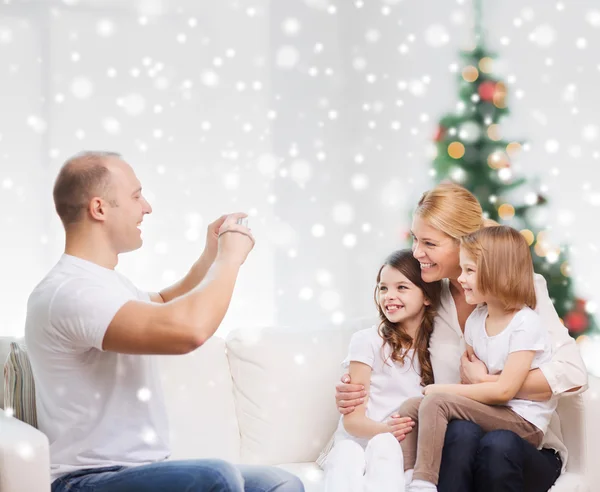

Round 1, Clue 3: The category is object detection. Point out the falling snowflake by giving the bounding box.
[119,93,146,116]
[311,224,325,238]
[299,287,313,300]
[276,45,300,69]
[96,19,115,37]
[0,26,14,44]
[319,290,341,311]
[70,77,94,99]
[529,25,557,48]
[424,24,450,47]
[102,117,121,134]
[332,202,354,225]
[545,139,560,153]
[27,115,47,134]
[290,159,313,186]
[282,18,301,36]
[141,427,158,445]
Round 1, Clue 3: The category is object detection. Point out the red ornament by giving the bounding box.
[478,81,496,102]
[564,311,589,333]
[434,126,445,142]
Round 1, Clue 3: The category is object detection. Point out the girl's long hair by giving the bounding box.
[374,249,442,386]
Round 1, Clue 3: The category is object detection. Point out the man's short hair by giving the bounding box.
[53,151,121,226]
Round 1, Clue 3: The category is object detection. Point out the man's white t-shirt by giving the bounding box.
[465,305,558,434]
[333,326,423,447]
[24,254,170,482]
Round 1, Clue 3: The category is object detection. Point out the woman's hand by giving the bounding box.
[385,415,415,442]
[335,374,366,415]
[460,351,489,384]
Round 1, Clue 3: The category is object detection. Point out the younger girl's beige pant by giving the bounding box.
[398,393,543,485]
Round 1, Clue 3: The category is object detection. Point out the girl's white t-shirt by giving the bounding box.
[465,305,558,433]
[333,325,423,445]
[428,275,589,471]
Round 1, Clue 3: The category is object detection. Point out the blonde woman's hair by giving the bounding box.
[460,226,536,311]
[415,182,485,241]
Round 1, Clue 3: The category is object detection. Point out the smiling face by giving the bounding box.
[377,265,430,324]
[411,215,462,283]
[104,158,153,253]
[457,248,486,305]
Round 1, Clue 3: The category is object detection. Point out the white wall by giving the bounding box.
[1,0,600,339]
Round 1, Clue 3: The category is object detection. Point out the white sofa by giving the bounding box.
[1,323,599,492]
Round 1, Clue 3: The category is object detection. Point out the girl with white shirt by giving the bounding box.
[335,183,588,492]
[324,249,442,492]
[398,225,557,492]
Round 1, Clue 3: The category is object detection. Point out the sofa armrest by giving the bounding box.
[584,375,600,489]
[0,411,50,491]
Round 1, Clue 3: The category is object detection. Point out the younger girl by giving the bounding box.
[398,225,557,492]
[324,249,442,492]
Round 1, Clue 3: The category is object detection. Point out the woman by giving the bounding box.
[334,183,587,492]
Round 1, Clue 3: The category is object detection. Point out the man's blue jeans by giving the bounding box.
[51,459,305,492]
[438,420,562,492]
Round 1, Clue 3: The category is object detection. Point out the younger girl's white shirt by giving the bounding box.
[428,275,589,471]
[333,325,423,445]
[465,305,558,433]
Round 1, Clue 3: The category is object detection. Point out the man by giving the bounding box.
[25,151,304,492]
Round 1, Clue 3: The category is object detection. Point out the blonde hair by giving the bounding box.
[460,226,536,311]
[415,183,485,241]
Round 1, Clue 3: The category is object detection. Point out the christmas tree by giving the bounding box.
[431,1,596,339]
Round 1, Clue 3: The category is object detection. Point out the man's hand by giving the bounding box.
[216,214,255,266]
[335,373,366,415]
[460,350,489,384]
[203,214,229,262]
[385,415,415,442]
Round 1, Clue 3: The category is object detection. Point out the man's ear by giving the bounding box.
[89,197,107,222]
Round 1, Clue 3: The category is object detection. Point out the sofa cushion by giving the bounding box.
[159,336,241,463]
[3,341,38,428]
[226,320,373,465]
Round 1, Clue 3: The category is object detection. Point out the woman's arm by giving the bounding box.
[342,361,389,439]
[533,274,588,396]
[426,350,536,405]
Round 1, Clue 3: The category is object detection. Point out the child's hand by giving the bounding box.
[460,351,489,384]
[422,384,445,396]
